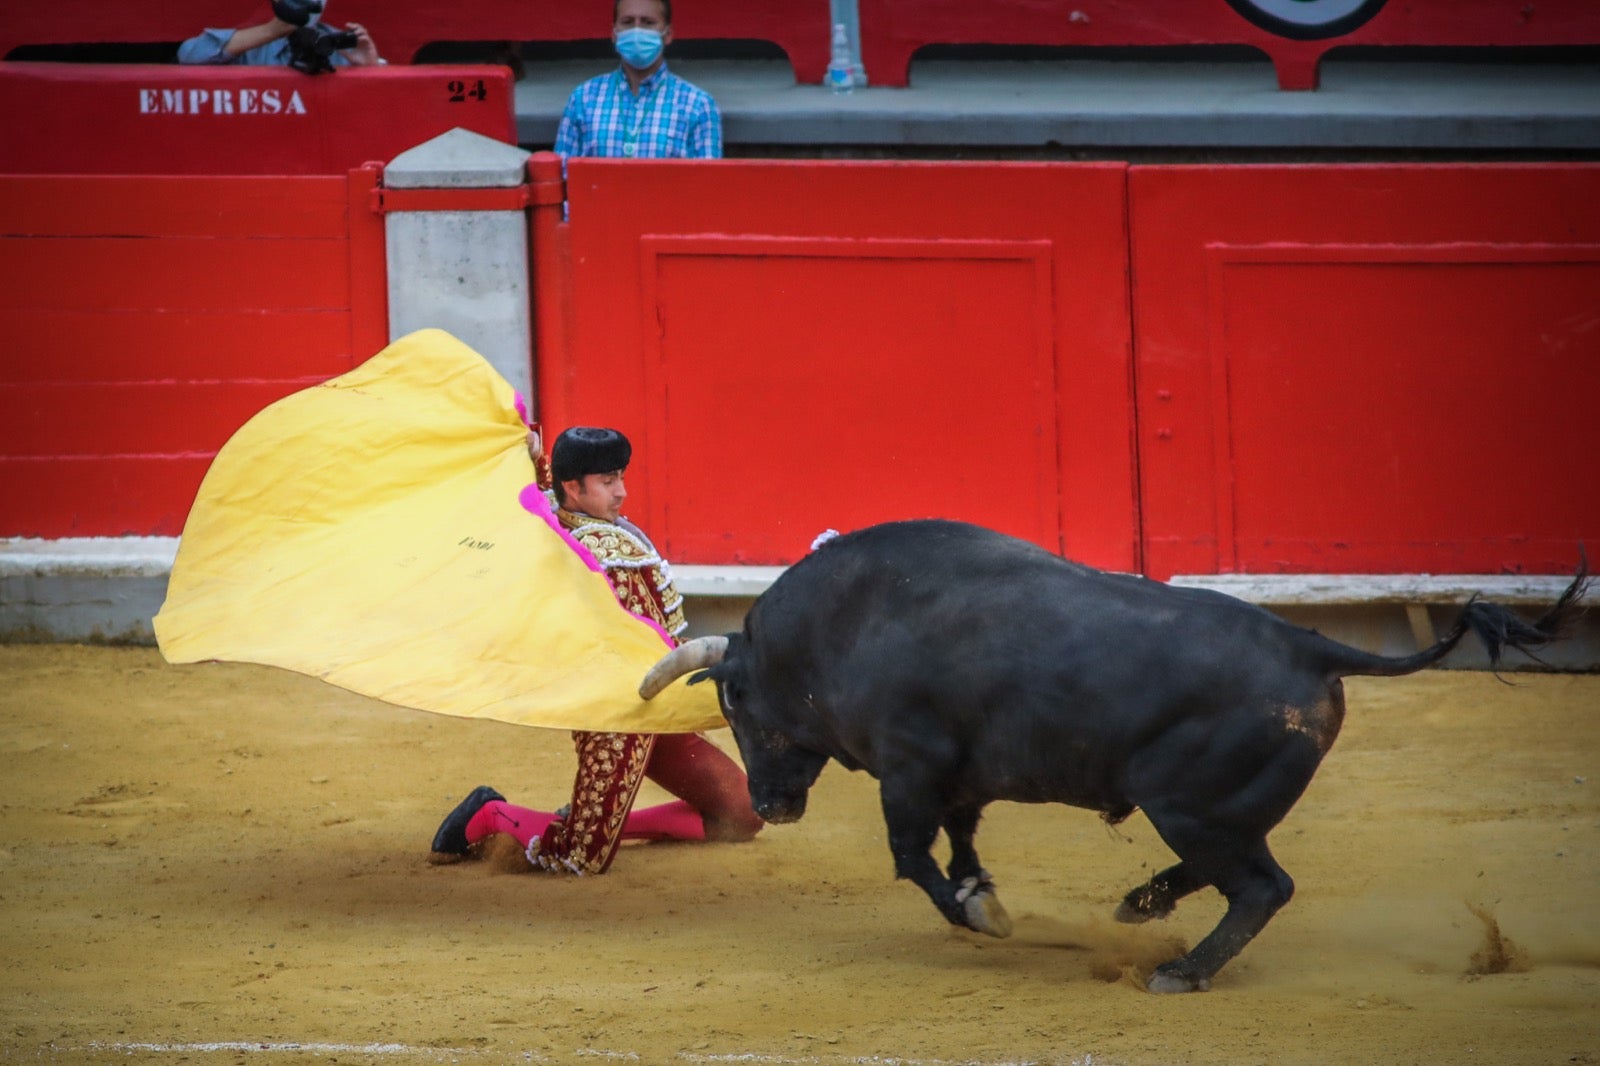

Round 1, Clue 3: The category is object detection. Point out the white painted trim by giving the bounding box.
[0,536,178,577]
[1,539,1577,607]
[672,565,788,597]
[679,567,1582,606]
[1168,572,1578,607]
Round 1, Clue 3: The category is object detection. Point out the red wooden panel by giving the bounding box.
[0,169,384,537]
[546,158,1136,570]
[1213,249,1598,573]
[3,237,351,311]
[0,381,326,457]
[858,0,1600,90]
[0,63,513,175]
[0,174,351,238]
[0,2,829,84]
[0,457,216,538]
[363,0,832,80]
[3,310,361,382]
[1129,163,1600,579]
[641,237,1060,562]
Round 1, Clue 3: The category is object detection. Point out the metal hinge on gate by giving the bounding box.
[370,184,535,214]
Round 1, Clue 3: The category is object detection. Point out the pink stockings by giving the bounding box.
[462,731,764,863]
[643,732,765,843]
[463,799,557,850]
[464,797,708,850]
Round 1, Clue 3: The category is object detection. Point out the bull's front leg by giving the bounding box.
[943,803,1012,938]
[881,786,1011,939]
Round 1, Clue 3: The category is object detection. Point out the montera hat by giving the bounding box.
[551,427,631,483]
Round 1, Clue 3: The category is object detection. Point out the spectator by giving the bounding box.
[554,0,721,160]
[429,426,763,875]
[177,0,382,69]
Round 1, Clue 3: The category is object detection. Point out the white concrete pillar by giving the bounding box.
[384,127,535,400]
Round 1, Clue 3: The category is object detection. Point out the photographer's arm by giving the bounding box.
[222,18,297,56]
[175,18,295,64]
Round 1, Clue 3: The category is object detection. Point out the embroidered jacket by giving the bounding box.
[555,508,687,642]
[526,493,687,875]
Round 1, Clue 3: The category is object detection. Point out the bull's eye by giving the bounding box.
[718,683,735,715]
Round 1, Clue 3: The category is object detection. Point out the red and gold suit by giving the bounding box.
[526,499,760,874]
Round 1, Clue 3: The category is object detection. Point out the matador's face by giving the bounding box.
[564,470,627,523]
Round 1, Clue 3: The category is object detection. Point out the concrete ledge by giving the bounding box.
[1,537,179,644]
[673,564,788,597]
[3,538,1582,608]
[513,58,1600,151]
[2,539,1591,671]
[1168,572,1581,607]
[686,566,1586,607]
[0,536,178,577]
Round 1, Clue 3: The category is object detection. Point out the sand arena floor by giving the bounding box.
[1,644,1596,1065]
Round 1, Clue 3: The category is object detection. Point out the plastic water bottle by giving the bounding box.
[826,23,854,95]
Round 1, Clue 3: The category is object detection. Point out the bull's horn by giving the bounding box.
[639,635,729,700]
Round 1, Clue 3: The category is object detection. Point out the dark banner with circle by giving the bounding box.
[1223,0,1390,40]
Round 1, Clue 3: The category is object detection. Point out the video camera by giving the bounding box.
[274,0,358,74]
[286,22,360,74]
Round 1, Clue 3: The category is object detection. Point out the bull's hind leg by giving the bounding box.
[1143,838,1294,994]
[1115,861,1209,924]
[881,785,1011,939]
[944,803,1011,938]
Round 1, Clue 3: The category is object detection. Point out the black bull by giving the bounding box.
[641,519,1589,993]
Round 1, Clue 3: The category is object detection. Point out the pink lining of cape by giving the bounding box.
[518,482,676,648]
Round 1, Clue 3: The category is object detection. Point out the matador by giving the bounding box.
[428,426,763,874]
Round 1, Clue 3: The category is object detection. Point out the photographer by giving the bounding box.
[177,0,383,71]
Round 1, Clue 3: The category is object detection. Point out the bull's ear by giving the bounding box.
[687,669,713,687]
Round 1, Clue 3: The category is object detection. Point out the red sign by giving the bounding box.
[0,62,514,175]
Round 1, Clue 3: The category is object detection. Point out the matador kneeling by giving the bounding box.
[428,426,763,874]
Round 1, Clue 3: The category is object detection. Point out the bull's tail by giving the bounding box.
[1324,557,1590,679]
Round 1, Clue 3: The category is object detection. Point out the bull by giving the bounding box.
[641,519,1588,993]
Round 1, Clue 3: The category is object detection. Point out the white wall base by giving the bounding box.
[4,539,1592,671]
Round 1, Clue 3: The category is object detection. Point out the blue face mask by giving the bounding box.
[615,27,664,70]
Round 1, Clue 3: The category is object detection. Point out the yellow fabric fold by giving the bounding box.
[154,328,724,734]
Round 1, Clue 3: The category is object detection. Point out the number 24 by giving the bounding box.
[448,80,489,103]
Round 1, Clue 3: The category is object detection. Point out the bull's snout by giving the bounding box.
[753,794,808,824]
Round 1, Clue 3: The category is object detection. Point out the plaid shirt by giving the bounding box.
[554,64,722,160]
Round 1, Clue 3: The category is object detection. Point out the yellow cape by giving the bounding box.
[153,329,724,733]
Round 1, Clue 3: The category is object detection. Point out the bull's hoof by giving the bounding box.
[1145,964,1211,995]
[955,877,1013,938]
[962,891,1013,938]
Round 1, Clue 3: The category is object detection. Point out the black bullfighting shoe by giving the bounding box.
[427,785,504,864]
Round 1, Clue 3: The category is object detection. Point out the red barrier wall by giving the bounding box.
[540,157,1138,570]
[0,1,830,83]
[859,0,1600,89]
[0,167,386,537]
[5,155,1594,577]
[1129,164,1600,580]
[0,63,513,175]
